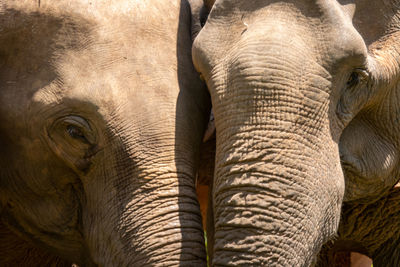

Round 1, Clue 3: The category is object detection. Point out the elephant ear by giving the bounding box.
[339,0,400,202]
[188,0,218,41]
[352,1,399,43]
[352,0,400,70]
[188,0,209,41]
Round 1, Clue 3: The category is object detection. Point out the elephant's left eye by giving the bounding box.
[347,72,359,87]
[347,69,369,88]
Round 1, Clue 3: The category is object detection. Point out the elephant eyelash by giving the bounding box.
[347,72,360,87]
[52,115,97,146]
[67,124,89,144]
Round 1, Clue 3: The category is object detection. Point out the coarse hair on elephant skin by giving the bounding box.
[0,0,211,266]
[316,184,400,267]
[190,0,400,266]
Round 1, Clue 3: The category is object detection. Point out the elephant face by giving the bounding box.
[192,0,399,265]
[338,0,400,202]
[0,1,209,266]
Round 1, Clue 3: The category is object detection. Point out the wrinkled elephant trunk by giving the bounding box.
[204,25,346,265]
[211,129,344,265]
[125,175,205,265]
[80,135,207,266]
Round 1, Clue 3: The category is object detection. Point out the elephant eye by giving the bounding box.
[67,124,88,143]
[347,72,359,87]
[47,115,99,173]
[50,115,96,146]
[61,116,96,145]
[347,69,369,88]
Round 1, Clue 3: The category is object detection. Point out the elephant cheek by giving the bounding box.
[340,116,399,202]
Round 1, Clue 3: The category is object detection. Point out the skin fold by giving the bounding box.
[191,0,400,265]
[0,0,210,266]
[338,0,400,203]
[316,185,400,267]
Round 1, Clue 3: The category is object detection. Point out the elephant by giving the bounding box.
[0,0,210,266]
[316,184,400,267]
[190,0,400,265]
[0,219,72,266]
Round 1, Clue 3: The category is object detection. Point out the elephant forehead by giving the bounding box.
[194,0,366,74]
[21,52,180,146]
[46,44,179,120]
[4,0,181,26]
[0,1,183,129]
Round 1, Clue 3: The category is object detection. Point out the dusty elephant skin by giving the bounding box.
[0,0,210,266]
[315,1,400,266]
[316,186,400,267]
[191,0,400,266]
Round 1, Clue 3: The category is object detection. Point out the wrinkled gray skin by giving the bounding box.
[316,186,400,267]
[0,0,210,266]
[191,0,400,265]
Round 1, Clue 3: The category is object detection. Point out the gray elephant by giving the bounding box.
[191,0,400,265]
[316,184,400,267]
[0,0,210,266]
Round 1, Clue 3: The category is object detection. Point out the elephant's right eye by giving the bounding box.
[47,115,99,173]
[61,115,96,145]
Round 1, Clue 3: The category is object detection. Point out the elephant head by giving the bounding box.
[0,0,210,266]
[338,0,400,202]
[191,0,400,265]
